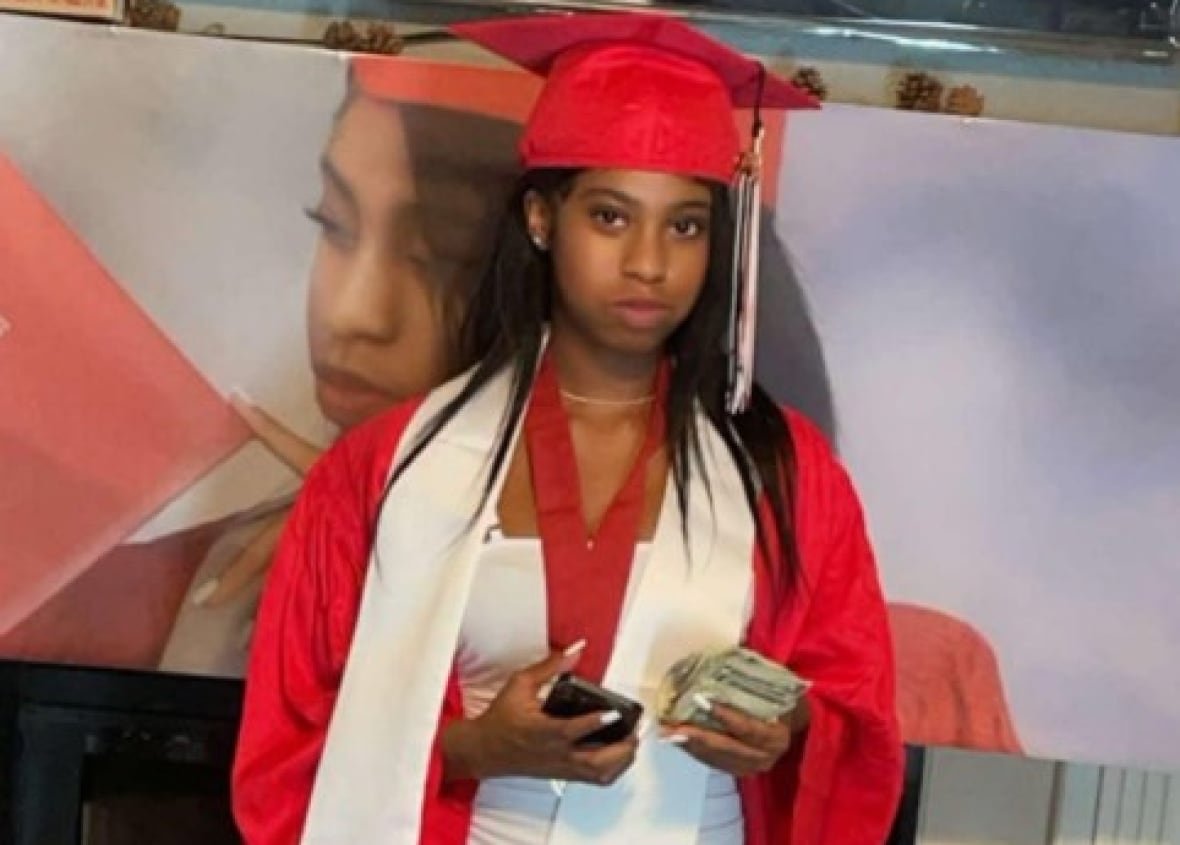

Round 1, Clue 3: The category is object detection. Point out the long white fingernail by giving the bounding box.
[599,710,622,726]
[192,578,219,607]
[660,734,689,745]
[692,693,713,713]
[563,639,587,657]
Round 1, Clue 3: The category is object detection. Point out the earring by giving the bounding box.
[530,232,549,251]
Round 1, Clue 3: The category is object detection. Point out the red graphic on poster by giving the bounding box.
[0,154,249,634]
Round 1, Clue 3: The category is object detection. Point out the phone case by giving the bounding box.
[542,672,644,746]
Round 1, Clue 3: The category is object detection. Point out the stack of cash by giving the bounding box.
[657,646,810,731]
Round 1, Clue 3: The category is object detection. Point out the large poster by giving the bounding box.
[2,13,1177,772]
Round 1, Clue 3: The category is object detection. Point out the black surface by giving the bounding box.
[888,745,925,845]
[0,661,244,845]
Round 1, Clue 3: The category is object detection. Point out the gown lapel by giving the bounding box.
[526,354,667,683]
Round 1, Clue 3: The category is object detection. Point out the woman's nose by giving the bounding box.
[322,244,415,342]
[621,223,668,285]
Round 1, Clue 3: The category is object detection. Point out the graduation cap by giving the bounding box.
[451,12,821,413]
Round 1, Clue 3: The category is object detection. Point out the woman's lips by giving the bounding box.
[313,365,395,425]
[612,298,672,331]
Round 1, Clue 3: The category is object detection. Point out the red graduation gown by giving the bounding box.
[233,399,902,845]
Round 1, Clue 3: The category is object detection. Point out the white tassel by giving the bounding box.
[725,124,763,415]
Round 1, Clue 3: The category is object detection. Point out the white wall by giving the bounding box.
[920,751,1180,845]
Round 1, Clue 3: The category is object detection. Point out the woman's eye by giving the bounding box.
[304,206,353,248]
[590,207,627,229]
[671,217,707,238]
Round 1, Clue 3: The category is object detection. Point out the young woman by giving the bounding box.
[234,13,902,845]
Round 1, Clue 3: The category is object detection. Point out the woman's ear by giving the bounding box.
[523,189,553,252]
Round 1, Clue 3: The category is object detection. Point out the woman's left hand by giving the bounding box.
[661,700,801,777]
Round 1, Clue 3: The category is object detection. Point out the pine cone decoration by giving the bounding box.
[944,84,985,117]
[895,72,944,112]
[127,0,181,31]
[790,66,828,101]
[323,20,357,49]
[364,23,401,55]
[323,20,403,55]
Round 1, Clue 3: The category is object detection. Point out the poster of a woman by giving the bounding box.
[8,11,1177,771]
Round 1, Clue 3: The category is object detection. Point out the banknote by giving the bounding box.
[657,646,810,731]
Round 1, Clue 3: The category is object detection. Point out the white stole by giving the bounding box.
[302,364,755,844]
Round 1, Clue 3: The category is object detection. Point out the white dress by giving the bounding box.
[456,534,744,845]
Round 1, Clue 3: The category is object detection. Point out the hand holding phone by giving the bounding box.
[542,672,644,746]
[442,650,640,786]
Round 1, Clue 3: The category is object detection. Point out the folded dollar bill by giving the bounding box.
[657,646,810,731]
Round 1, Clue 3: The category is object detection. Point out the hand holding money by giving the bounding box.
[657,647,811,776]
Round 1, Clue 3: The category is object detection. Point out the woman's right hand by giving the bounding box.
[442,646,639,787]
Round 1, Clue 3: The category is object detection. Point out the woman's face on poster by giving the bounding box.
[304,93,455,429]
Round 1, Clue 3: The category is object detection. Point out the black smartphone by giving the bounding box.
[541,672,644,746]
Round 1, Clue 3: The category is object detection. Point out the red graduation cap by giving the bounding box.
[451,12,818,184]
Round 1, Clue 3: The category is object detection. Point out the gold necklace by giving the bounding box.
[559,389,655,407]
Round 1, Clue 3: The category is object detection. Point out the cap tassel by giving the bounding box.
[725,67,766,416]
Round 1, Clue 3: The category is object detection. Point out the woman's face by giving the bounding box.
[305,94,454,428]
[529,169,713,359]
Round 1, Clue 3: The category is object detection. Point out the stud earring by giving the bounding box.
[530,232,549,251]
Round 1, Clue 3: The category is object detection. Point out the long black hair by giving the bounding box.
[375,168,801,594]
